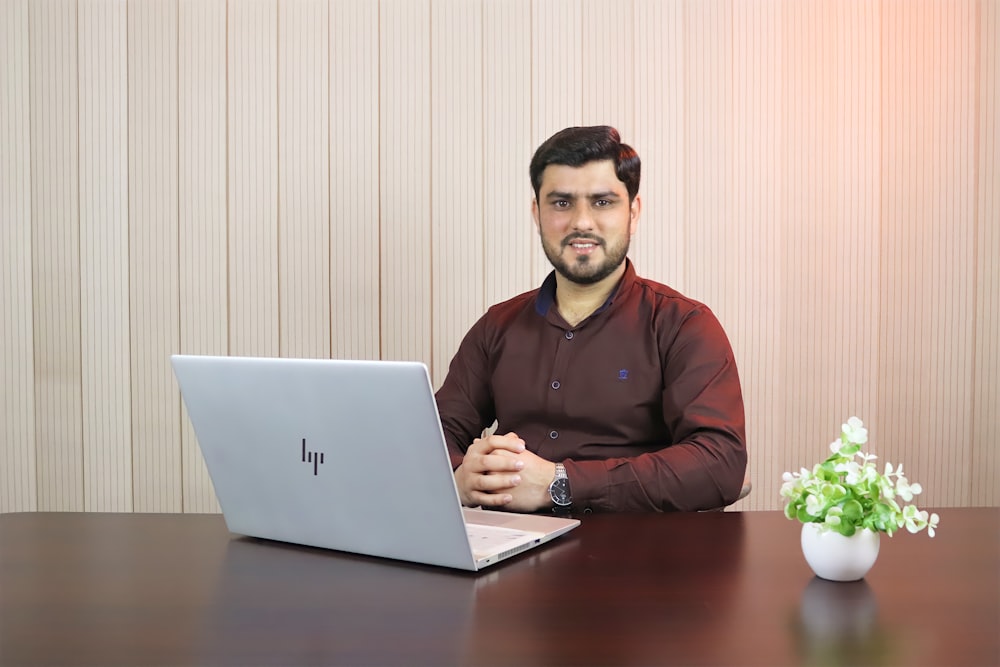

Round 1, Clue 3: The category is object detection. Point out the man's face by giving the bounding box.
[532,160,640,285]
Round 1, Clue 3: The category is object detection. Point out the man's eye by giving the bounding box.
[595,199,611,207]
[553,200,570,208]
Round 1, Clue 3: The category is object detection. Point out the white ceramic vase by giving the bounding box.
[800,522,880,582]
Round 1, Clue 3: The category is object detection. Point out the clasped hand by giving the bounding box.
[454,432,556,513]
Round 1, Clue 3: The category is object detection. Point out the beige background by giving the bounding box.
[2,0,997,514]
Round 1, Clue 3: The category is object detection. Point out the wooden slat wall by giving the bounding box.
[178,0,226,513]
[879,0,979,506]
[229,0,279,359]
[29,0,82,511]
[380,0,432,363]
[482,0,533,311]
[781,0,882,496]
[0,0,996,514]
[129,0,182,512]
[632,0,687,291]
[731,0,784,494]
[1,0,37,513]
[974,0,999,507]
[79,0,131,511]
[330,0,380,360]
[279,0,331,360]
[431,0,485,386]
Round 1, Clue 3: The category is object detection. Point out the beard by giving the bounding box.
[541,231,630,285]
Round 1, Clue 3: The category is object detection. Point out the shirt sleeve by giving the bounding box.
[434,314,497,470]
[563,306,748,512]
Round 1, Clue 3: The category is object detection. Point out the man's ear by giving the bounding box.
[531,198,540,230]
[629,195,642,236]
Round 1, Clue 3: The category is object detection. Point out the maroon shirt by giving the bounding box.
[435,260,747,512]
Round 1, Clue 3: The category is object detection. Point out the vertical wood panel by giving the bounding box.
[431,0,483,386]
[79,0,131,511]
[380,0,431,363]
[29,0,83,511]
[830,0,880,421]
[581,0,633,136]
[330,0,380,360]
[686,0,735,311]
[279,0,331,360]
[229,0,279,357]
[0,0,37,513]
[781,0,842,474]
[973,0,999,506]
[129,0,181,512]
[178,0,227,513]
[482,0,534,310]
[633,0,686,291]
[779,0,882,500]
[879,0,978,506]
[730,0,783,510]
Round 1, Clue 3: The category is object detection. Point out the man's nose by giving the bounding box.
[571,209,595,231]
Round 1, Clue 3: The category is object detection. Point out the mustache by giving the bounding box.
[561,234,604,248]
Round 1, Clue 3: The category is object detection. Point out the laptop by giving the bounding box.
[170,355,579,571]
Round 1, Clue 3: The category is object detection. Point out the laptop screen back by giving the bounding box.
[171,355,479,570]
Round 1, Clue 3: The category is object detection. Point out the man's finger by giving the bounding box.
[467,491,514,507]
[475,473,521,492]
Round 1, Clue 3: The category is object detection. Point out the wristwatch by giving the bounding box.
[548,463,572,507]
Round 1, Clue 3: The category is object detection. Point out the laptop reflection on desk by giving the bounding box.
[171,355,579,571]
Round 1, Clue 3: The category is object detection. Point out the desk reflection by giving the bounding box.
[197,514,747,667]
[794,577,895,667]
[462,512,748,666]
[198,537,479,666]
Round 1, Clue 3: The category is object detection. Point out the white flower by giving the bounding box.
[805,494,825,517]
[927,513,940,537]
[877,475,896,499]
[859,463,879,484]
[834,460,862,484]
[842,416,868,444]
[896,476,922,502]
[902,505,929,533]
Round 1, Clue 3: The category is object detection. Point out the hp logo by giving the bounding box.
[301,438,325,475]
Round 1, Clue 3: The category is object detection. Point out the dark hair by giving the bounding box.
[529,125,641,202]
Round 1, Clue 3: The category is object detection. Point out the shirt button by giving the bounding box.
[565,331,574,340]
[550,380,561,390]
[549,430,559,439]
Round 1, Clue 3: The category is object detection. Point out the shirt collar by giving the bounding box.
[534,259,636,320]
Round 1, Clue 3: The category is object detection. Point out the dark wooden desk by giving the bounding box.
[0,509,996,666]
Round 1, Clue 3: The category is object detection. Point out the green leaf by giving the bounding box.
[842,499,864,522]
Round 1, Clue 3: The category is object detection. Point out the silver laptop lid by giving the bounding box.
[171,355,479,570]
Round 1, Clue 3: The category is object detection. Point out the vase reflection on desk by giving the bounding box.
[794,577,895,667]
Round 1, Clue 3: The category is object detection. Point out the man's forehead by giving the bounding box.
[539,160,626,195]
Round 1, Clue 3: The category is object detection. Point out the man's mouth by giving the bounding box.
[564,237,602,255]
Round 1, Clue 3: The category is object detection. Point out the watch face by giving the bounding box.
[549,478,572,506]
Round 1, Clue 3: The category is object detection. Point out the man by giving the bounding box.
[436,125,746,513]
